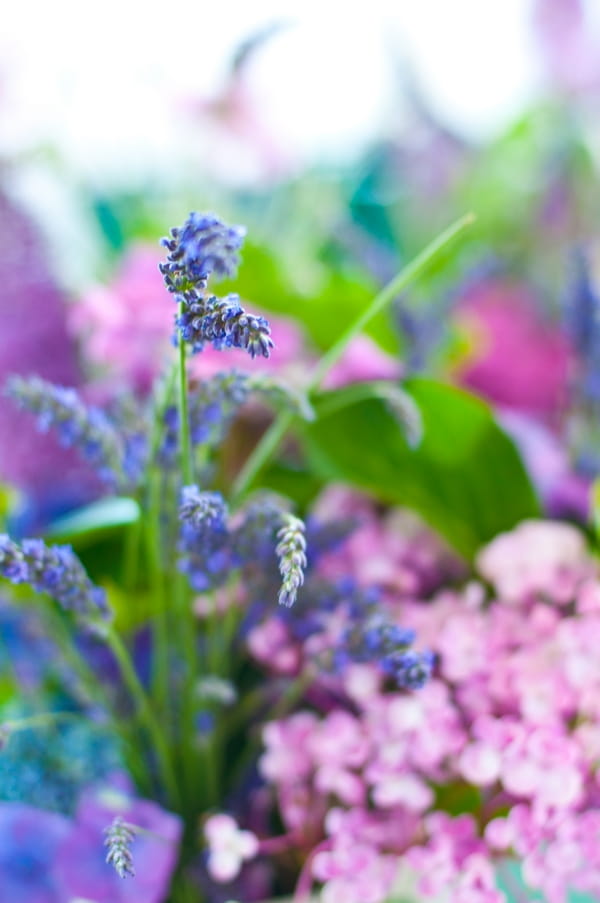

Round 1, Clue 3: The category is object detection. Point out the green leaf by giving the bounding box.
[223,241,400,355]
[0,484,19,529]
[301,378,540,559]
[46,497,140,545]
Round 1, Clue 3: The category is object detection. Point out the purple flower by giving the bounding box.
[0,533,110,621]
[160,212,246,291]
[0,802,71,903]
[160,213,273,358]
[6,375,145,490]
[54,778,182,903]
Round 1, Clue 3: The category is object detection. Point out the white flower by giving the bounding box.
[205,814,259,882]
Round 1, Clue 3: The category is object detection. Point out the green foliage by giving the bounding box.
[301,378,540,559]
[222,241,401,355]
[46,497,140,546]
[0,485,19,531]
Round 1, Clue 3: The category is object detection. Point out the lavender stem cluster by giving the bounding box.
[160,212,273,358]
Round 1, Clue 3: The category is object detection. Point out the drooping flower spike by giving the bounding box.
[160,212,273,359]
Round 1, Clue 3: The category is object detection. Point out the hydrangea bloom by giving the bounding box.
[249,500,600,903]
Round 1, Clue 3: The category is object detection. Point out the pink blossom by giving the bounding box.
[70,245,171,393]
[476,519,593,605]
[323,335,401,389]
[246,617,300,675]
[455,278,571,420]
[260,713,318,783]
[458,742,502,786]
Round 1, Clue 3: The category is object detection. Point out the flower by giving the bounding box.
[6,375,145,490]
[275,513,307,608]
[55,779,182,903]
[69,245,172,393]
[104,815,137,878]
[0,802,71,903]
[160,213,246,289]
[204,814,259,883]
[0,534,110,621]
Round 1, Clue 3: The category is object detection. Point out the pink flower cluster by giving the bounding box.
[247,501,600,903]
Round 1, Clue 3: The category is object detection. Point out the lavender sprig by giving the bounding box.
[104,815,137,878]
[178,486,231,592]
[5,375,141,488]
[176,292,273,358]
[159,372,311,467]
[275,513,307,608]
[160,213,273,359]
[0,534,110,621]
[160,212,246,290]
[383,649,435,690]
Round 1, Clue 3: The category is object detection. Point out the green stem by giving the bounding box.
[231,212,475,501]
[146,363,178,714]
[175,327,203,804]
[104,627,181,808]
[177,318,194,486]
[148,472,169,713]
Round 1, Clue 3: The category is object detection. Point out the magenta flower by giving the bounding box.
[69,245,172,393]
[455,278,571,421]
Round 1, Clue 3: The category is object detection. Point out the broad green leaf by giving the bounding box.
[301,378,540,559]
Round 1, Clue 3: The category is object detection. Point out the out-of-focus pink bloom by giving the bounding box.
[476,519,594,605]
[260,713,318,784]
[533,0,600,96]
[246,616,300,674]
[204,814,259,883]
[322,335,401,389]
[70,245,172,393]
[455,279,571,421]
[458,741,502,787]
[255,502,600,903]
[314,486,461,599]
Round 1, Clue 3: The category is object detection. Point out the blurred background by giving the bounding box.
[2,0,600,528]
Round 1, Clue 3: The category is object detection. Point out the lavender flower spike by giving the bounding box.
[275,513,307,607]
[160,212,246,292]
[160,213,273,359]
[0,533,110,621]
[6,375,127,487]
[178,486,231,592]
[104,815,137,878]
[177,293,273,358]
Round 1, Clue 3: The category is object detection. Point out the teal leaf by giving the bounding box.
[46,497,140,544]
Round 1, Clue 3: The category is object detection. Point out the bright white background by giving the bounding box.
[0,0,548,182]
